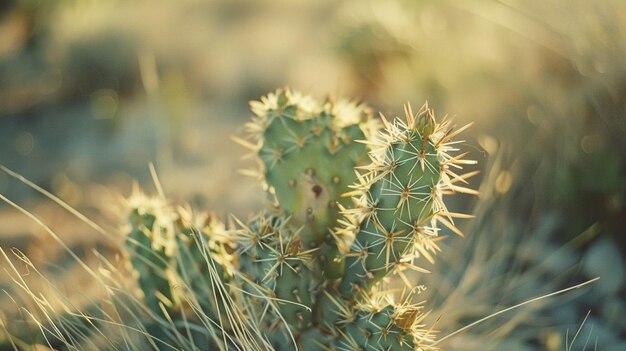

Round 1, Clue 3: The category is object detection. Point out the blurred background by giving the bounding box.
[0,0,624,350]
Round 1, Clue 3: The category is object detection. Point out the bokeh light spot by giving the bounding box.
[526,105,543,125]
[39,69,63,95]
[90,89,119,119]
[478,135,498,155]
[495,170,512,194]
[15,132,35,156]
[581,135,602,154]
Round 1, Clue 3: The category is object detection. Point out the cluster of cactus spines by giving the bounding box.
[123,89,475,350]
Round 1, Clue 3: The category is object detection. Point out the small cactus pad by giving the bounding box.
[245,89,376,250]
[234,212,317,333]
[340,103,476,296]
[124,190,178,315]
[335,306,416,350]
[123,190,243,349]
[327,292,435,351]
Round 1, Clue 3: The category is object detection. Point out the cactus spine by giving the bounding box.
[124,89,476,350]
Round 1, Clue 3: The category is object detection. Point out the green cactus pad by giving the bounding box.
[124,198,177,315]
[334,305,417,351]
[247,89,377,279]
[340,103,475,296]
[234,212,317,332]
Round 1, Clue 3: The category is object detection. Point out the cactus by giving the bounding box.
[124,89,475,350]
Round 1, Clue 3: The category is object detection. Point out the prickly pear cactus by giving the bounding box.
[123,89,476,351]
